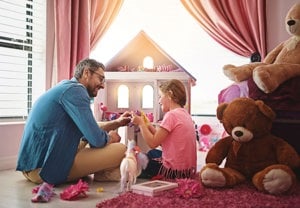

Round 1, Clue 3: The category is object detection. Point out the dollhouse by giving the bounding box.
[94,31,196,151]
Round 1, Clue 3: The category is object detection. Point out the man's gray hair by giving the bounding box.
[74,58,105,79]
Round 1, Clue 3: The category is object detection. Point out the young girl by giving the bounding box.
[131,79,197,179]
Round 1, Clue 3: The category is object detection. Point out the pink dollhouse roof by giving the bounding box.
[104,30,196,82]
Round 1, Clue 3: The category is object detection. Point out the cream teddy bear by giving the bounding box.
[223,3,300,93]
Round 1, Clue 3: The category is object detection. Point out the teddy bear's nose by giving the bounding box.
[287,19,295,26]
[234,131,243,137]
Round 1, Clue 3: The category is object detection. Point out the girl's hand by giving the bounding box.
[130,111,144,126]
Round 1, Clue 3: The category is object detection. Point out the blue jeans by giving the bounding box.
[139,149,162,179]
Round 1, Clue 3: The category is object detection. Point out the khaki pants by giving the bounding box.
[23,168,43,184]
[23,142,126,184]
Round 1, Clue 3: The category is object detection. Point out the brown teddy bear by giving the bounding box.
[200,97,300,195]
[223,3,300,94]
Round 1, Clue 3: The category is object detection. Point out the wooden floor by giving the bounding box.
[0,151,207,208]
[0,169,124,208]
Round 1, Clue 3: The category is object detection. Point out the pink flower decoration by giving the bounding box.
[60,179,89,200]
[174,178,203,199]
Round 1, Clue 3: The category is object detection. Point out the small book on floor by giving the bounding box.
[131,180,178,196]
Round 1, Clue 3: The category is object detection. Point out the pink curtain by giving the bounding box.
[180,0,266,61]
[54,0,123,82]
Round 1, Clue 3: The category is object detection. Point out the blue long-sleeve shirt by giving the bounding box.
[16,78,108,185]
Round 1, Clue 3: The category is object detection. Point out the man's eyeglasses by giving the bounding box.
[90,70,105,84]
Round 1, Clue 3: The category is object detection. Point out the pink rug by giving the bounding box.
[97,181,300,208]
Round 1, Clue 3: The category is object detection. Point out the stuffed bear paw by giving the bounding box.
[200,167,226,187]
[253,66,280,93]
[223,64,254,82]
[263,169,293,194]
[223,64,245,82]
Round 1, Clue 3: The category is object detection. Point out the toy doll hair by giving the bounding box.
[74,58,105,79]
[159,79,187,107]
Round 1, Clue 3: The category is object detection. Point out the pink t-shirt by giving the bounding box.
[159,108,197,171]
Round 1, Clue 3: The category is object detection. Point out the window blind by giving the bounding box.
[0,0,46,120]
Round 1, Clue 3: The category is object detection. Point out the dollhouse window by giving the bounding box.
[117,85,129,108]
[142,85,153,108]
[143,56,154,69]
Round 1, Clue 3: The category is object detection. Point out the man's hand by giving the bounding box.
[98,111,132,132]
[107,130,121,144]
[117,111,132,126]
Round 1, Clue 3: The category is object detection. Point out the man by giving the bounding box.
[16,58,131,202]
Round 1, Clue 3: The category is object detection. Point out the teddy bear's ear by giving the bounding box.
[216,103,228,121]
[255,100,276,121]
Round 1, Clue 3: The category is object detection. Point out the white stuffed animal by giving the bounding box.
[120,140,148,192]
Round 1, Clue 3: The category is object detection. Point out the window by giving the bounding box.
[143,56,154,69]
[90,0,248,115]
[142,85,153,108]
[117,84,129,108]
[0,0,46,121]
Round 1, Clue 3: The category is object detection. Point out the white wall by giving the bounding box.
[0,123,24,170]
[266,0,297,50]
